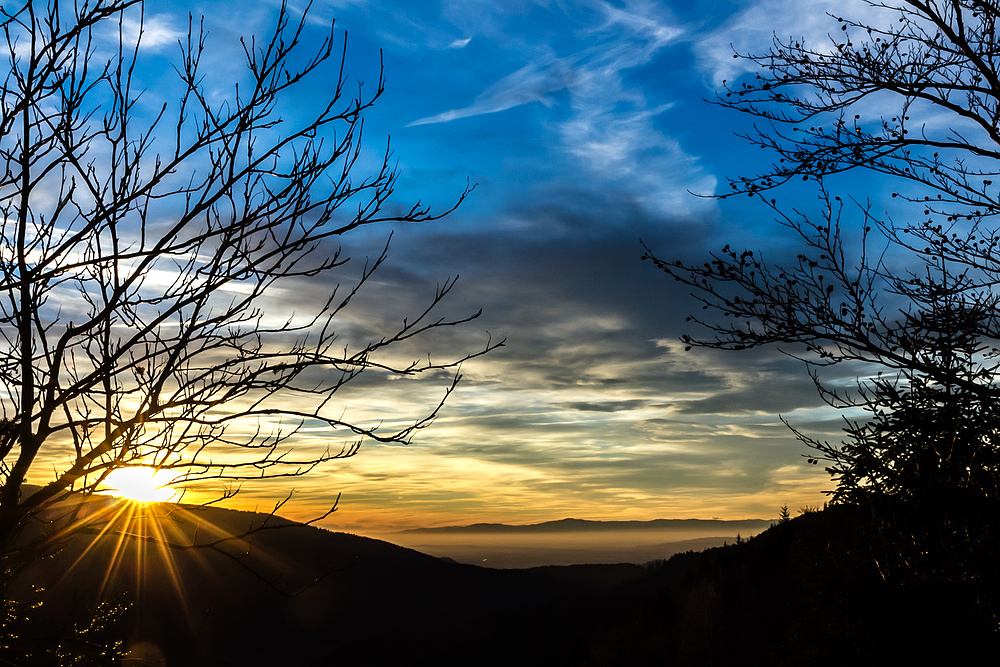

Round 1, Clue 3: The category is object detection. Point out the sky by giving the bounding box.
[70,0,914,532]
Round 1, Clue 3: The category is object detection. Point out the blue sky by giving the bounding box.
[108,0,907,530]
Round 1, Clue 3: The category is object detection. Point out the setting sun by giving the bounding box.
[100,467,180,503]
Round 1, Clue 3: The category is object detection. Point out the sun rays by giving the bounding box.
[39,490,249,655]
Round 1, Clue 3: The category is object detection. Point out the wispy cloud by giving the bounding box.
[409,55,573,126]
[410,0,680,127]
[409,0,714,214]
[120,14,183,51]
[695,0,905,84]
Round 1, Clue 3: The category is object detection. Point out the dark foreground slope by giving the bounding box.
[597,505,1000,666]
[11,501,1000,666]
[11,499,648,666]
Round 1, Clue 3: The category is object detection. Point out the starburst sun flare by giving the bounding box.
[99,467,180,503]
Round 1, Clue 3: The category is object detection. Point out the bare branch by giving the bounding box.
[0,0,500,560]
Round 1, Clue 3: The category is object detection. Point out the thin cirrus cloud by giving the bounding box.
[408,56,576,126]
[118,13,185,51]
[408,0,682,129]
[407,0,715,215]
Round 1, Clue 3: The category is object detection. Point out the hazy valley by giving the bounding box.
[383,517,774,568]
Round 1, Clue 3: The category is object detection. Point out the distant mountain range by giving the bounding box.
[388,516,778,568]
[395,517,774,534]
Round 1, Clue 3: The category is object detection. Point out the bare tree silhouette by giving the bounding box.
[0,0,500,565]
